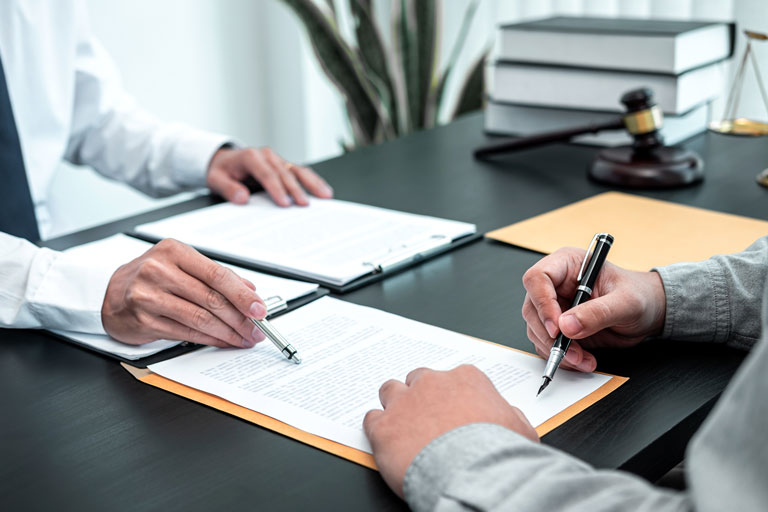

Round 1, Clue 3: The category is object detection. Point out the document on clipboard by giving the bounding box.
[50,234,324,364]
[133,194,479,293]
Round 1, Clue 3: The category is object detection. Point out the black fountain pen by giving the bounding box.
[537,233,614,397]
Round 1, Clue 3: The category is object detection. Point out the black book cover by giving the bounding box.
[501,16,731,37]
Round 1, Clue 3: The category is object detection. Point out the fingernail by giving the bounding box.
[321,184,333,196]
[242,338,255,348]
[544,320,558,338]
[251,325,266,342]
[250,302,266,319]
[234,190,249,203]
[560,314,583,336]
[280,195,290,206]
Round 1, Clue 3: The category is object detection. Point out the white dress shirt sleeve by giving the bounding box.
[62,3,233,197]
[0,232,113,334]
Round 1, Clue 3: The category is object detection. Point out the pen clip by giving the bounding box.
[264,295,288,317]
[363,235,450,273]
[577,233,600,282]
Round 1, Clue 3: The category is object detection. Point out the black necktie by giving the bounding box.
[0,51,39,242]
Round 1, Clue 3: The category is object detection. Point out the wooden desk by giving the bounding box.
[2,113,765,510]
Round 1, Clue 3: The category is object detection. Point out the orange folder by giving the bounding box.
[486,192,768,271]
[122,344,627,471]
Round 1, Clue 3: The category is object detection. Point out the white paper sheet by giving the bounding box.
[134,194,476,285]
[149,297,611,453]
[52,234,319,360]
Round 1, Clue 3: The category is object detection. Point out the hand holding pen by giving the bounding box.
[520,237,667,392]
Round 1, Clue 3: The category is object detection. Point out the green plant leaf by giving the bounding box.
[452,50,487,119]
[395,0,420,132]
[431,0,479,125]
[413,0,439,129]
[350,0,399,133]
[280,0,384,145]
[388,0,409,132]
[323,0,336,20]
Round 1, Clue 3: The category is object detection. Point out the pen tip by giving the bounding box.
[292,355,302,365]
[537,377,550,397]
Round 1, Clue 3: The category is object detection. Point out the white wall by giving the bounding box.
[47,0,766,239]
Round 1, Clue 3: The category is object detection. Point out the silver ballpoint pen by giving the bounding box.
[250,317,302,364]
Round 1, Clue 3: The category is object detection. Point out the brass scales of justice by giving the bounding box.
[708,30,768,187]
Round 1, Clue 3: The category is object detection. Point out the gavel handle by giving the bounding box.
[474,118,625,159]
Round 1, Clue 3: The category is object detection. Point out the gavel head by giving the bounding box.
[620,88,665,150]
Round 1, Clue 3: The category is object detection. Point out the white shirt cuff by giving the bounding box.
[167,126,237,190]
[28,248,116,334]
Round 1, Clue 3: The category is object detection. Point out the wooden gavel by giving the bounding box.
[474,87,704,188]
[474,87,665,158]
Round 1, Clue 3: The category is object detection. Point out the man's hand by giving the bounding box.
[102,239,267,348]
[522,247,667,372]
[206,146,333,207]
[363,365,538,498]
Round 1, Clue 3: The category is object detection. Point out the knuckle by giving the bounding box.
[155,238,180,254]
[137,257,164,278]
[207,264,231,286]
[125,286,152,309]
[205,288,228,310]
[363,410,377,427]
[134,309,153,327]
[191,308,214,331]
[379,379,396,395]
[521,268,534,288]
[456,363,477,375]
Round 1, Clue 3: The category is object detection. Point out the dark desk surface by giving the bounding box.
[2,113,766,510]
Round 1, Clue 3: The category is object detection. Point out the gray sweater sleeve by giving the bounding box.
[404,239,768,511]
[405,331,768,512]
[653,236,768,350]
[404,423,689,512]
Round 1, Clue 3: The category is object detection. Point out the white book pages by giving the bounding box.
[52,234,319,360]
[134,195,477,286]
[149,297,612,453]
[498,20,731,74]
[488,61,726,115]
[485,101,709,146]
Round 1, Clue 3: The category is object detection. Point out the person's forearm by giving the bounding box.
[654,236,768,350]
[404,423,689,512]
[63,31,232,197]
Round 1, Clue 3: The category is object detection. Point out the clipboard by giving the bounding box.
[486,192,768,270]
[121,344,627,470]
[129,231,483,294]
[50,288,329,368]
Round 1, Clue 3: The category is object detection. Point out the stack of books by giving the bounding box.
[485,17,735,146]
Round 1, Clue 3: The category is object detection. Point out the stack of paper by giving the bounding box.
[53,234,319,360]
[147,297,623,454]
[134,194,476,286]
